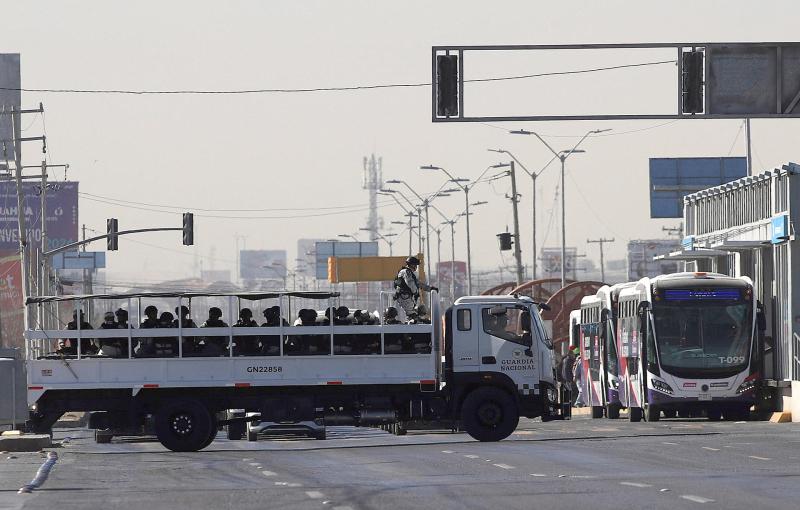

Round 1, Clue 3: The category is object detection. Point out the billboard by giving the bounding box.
[0,54,20,162]
[329,255,422,283]
[437,261,466,298]
[650,157,747,218]
[627,239,680,280]
[0,253,23,349]
[239,250,287,280]
[540,247,578,279]
[296,238,324,277]
[0,181,79,251]
[314,241,379,279]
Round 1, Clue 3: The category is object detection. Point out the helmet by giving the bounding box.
[336,306,350,318]
[209,307,222,319]
[240,308,253,319]
[144,305,158,316]
[384,307,398,319]
[174,305,190,317]
[406,256,420,267]
[115,308,128,319]
[103,311,115,321]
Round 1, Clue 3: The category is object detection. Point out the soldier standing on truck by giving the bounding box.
[393,256,438,320]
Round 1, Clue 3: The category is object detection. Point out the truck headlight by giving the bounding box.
[650,378,673,395]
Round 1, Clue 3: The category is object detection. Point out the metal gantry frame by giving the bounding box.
[432,42,800,122]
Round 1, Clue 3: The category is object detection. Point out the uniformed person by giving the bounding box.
[393,256,438,320]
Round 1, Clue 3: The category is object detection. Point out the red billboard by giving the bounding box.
[0,254,23,349]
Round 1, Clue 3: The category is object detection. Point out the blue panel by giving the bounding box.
[771,214,790,244]
[314,241,380,279]
[649,157,748,218]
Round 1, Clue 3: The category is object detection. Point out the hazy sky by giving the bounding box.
[3,0,800,287]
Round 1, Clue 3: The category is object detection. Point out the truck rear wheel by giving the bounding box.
[628,407,642,422]
[644,404,660,422]
[606,404,620,419]
[155,399,214,452]
[461,387,519,442]
[591,406,604,419]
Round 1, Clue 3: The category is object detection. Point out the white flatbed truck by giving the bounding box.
[23,290,561,451]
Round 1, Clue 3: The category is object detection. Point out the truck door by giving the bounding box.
[479,305,539,387]
[452,305,479,370]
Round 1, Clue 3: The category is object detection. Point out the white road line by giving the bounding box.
[493,463,514,470]
[287,483,302,488]
[662,442,678,445]
[748,455,771,461]
[441,450,454,454]
[660,488,671,492]
[620,482,652,488]
[530,473,547,477]
[701,447,720,451]
[464,454,480,459]
[261,471,276,477]
[248,462,261,467]
[681,495,714,503]
[274,482,288,486]
[242,458,254,461]
[306,491,324,499]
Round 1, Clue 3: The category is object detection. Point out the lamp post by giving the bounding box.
[420,164,508,295]
[488,149,559,281]
[391,219,415,255]
[510,128,611,288]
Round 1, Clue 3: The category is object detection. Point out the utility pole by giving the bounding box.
[509,161,524,286]
[587,238,614,283]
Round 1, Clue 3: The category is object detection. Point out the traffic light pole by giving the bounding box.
[42,227,185,258]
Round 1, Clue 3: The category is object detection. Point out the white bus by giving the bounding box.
[616,273,762,422]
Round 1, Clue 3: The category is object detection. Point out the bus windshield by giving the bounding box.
[652,288,752,377]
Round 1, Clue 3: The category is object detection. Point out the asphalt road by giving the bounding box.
[2,416,799,510]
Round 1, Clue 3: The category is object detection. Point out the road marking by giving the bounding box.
[660,488,671,492]
[287,483,302,487]
[464,454,479,459]
[530,473,547,477]
[261,471,276,477]
[493,463,514,470]
[620,482,652,488]
[701,447,720,451]
[306,491,325,499]
[662,442,678,445]
[748,455,771,461]
[242,458,254,461]
[275,482,288,486]
[681,495,714,503]
[441,450,454,454]
[248,462,261,467]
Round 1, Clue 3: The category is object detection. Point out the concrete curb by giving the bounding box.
[0,434,51,452]
[769,411,792,423]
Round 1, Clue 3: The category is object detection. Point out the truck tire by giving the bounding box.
[644,404,660,422]
[95,430,113,444]
[461,387,519,442]
[628,407,642,422]
[606,404,620,419]
[155,399,214,452]
[591,406,604,419]
[201,423,218,449]
[227,421,245,441]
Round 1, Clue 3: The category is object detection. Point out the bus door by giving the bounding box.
[602,310,621,406]
[583,322,602,408]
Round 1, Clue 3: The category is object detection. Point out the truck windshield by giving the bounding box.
[652,288,752,377]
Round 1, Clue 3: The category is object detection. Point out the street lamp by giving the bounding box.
[510,128,611,288]
[488,148,559,281]
[420,164,508,294]
[338,233,359,243]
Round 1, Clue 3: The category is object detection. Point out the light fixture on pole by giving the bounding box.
[510,128,611,288]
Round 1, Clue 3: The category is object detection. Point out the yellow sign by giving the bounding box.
[328,254,425,283]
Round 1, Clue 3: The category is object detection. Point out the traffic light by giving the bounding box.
[682,50,704,114]
[436,54,459,117]
[107,218,118,251]
[496,232,513,251]
[182,212,194,246]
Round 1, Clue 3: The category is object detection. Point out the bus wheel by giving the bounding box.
[591,406,604,419]
[644,404,660,422]
[628,407,643,422]
[606,404,620,419]
[155,399,214,452]
[706,408,722,421]
[461,387,519,442]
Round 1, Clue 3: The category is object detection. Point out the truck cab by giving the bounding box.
[445,295,559,438]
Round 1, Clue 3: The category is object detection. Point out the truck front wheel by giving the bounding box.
[461,387,519,442]
[155,399,214,452]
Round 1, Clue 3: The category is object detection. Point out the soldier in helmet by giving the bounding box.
[200,307,229,356]
[233,308,260,356]
[393,256,437,320]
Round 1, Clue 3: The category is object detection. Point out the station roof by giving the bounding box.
[26,290,340,305]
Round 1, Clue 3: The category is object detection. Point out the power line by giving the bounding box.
[0,60,676,96]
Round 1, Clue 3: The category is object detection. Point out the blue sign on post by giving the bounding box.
[771,214,790,244]
[650,157,747,218]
